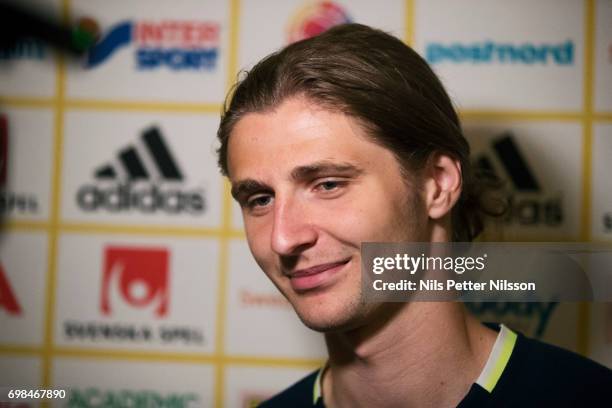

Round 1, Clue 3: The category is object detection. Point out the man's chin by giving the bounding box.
[292,302,372,334]
[299,317,366,333]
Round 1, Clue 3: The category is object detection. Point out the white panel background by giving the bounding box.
[0,0,611,407]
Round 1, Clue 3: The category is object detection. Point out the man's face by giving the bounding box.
[227,97,428,332]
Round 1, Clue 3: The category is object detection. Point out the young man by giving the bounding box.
[217,24,611,407]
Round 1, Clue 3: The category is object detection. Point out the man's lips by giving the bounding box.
[287,259,350,291]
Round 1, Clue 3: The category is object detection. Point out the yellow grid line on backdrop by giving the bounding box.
[0,97,56,109]
[214,0,241,405]
[0,97,221,114]
[4,221,247,239]
[459,110,584,122]
[0,345,44,356]
[6,95,604,121]
[214,181,232,408]
[4,92,612,122]
[59,222,231,238]
[582,0,595,243]
[40,0,70,398]
[2,220,50,232]
[577,0,596,359]
[54,347,219,365]
[53,347,323,369]
[65,99,222,114]
[405,0,414,46]
[593,113,612,121]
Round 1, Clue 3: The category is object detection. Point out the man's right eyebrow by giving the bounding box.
[231,179,272,201]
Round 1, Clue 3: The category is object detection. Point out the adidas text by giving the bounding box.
[77,183,205,214]
[504,194,563,226]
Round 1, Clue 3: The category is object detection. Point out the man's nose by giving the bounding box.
[270,196,318,256]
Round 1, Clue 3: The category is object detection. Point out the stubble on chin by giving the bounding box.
[291,287,378,334]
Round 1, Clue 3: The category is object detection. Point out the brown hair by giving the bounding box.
[217,23,504,241]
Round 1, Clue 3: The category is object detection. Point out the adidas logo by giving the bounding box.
[76,126,206,214]
[474,132,563,226]
[94,127,183,181]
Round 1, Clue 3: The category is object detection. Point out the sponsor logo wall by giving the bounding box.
[1,0,611,406]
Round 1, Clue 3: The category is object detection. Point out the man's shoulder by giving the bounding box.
[258,370,320,408]
[513,334,611,380]
[492,331,612,405]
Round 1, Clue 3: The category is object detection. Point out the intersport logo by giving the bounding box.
[0,114,39,215]
[84,19,220,70]
[426,40,574,65]
[76,126,206,215]
[474,132,563,226]
[287,1,351,43]
[101,246,169,317]
[0,263,22,315]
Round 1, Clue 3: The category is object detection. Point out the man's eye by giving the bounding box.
[319,181,339,191]
[246,195,272,209]
[315,180,346,192]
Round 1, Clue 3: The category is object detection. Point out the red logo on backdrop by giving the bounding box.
[286,1,352,43]
[0,263,22,315]
[101,246,170,317]
[0,114,8,186]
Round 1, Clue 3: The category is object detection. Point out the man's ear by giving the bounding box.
[422,153,463,220]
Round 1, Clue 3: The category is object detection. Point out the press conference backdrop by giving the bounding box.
[0,0,611,406]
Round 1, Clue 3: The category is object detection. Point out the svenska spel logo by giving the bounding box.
[287,1,351,43]
[0,262,22,315]
[62,243,205,346]
[101,246,169,317]
[76,125,206,215]
[84,18,220,70]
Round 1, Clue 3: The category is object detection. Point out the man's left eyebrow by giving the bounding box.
[290,161,364,181]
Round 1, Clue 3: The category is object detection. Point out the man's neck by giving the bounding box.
[322,303,497,407]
